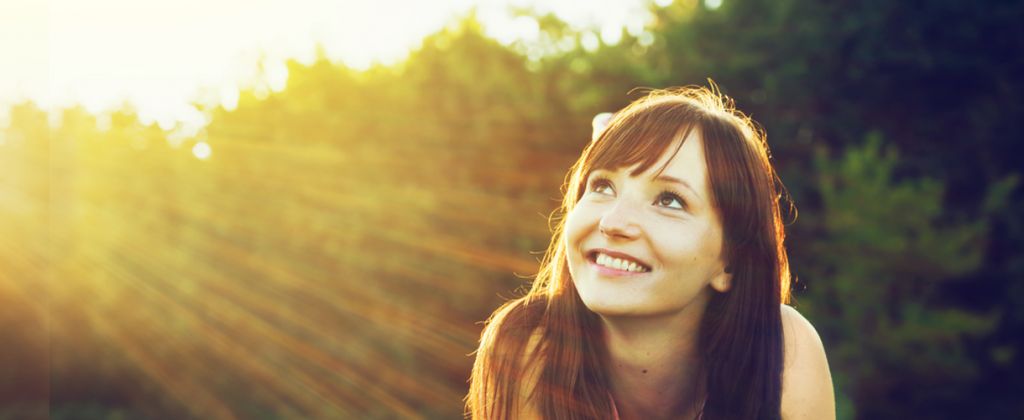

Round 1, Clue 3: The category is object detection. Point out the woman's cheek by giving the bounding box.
[563,207,585,250]
[646,219,697,261]
[566,203,593,234]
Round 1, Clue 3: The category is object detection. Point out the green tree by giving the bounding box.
[799,135,1012,419]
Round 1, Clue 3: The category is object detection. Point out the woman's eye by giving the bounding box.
[655,191,686,210]
[590,178,614,195]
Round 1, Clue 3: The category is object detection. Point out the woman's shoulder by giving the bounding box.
[779,304,836,420]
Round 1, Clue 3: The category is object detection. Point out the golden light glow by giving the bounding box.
[0,92,554,416]
[192,141,212,160]
[0,1,658,418]
[2,0,654,129]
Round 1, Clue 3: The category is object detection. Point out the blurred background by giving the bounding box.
[2,0,1022,418]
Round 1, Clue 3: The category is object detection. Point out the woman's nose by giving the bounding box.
[598,200,642,240]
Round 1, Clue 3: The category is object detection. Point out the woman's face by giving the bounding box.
[565,130,731,318]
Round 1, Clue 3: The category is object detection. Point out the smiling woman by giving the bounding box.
[467,86,834,419]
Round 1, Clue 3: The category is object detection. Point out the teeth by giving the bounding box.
[593,252,648,272]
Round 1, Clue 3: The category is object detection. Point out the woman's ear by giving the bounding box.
[711,268,732,293]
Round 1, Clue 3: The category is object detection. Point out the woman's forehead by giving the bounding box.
[592,130,708,189]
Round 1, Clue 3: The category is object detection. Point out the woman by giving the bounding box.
[467,86,834,419]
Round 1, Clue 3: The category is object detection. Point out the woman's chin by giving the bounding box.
[578,295,645,317]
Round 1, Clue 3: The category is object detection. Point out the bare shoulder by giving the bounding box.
[780,304,836,420]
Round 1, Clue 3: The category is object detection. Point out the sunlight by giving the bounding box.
[3,0,657,129]
[484,14,541,46]
[600,25,623,45]
[219,86,239,112]
[0,1,665,418]
[267,61,289,92]
[581,32,600,52]
[192,141,212,160]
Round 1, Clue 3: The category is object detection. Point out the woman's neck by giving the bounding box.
[601,305,706,420]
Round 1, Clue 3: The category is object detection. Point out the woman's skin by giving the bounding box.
[560,129,835,419]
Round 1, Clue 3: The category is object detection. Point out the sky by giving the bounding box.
[0,0,668,130]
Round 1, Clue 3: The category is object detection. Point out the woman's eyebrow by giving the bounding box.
[654,175,703,201]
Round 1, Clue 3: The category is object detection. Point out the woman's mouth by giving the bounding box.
[587,250,651,274]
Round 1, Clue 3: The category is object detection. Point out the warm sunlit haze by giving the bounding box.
[1,0,660,130]
[1,0,672,418]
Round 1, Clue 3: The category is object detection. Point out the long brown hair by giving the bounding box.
[467,86,792,419]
